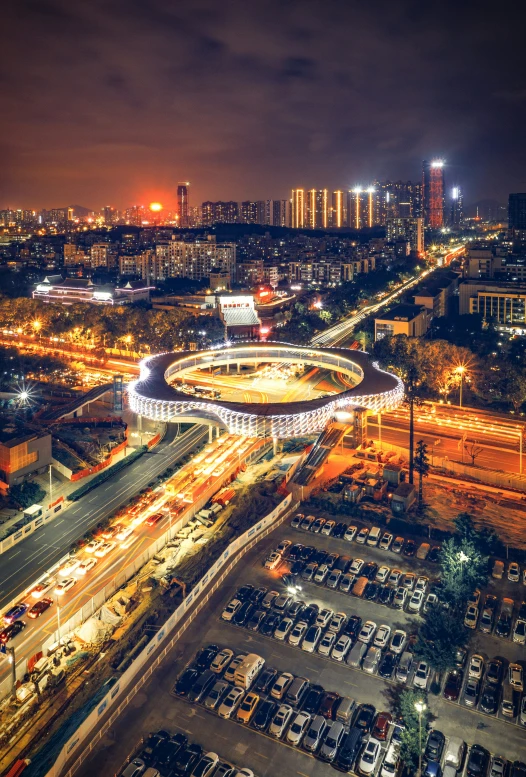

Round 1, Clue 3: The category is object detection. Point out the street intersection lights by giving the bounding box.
[415,700,427,777]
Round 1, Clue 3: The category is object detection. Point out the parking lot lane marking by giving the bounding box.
[297,772,310,777]
[254,752,268,760]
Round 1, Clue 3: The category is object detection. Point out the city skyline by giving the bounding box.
[1,1,525,209]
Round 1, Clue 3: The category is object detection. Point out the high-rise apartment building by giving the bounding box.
[201,201,239,226]
[331,191,344,228]
[509,193,526,242]
[271,199,288,227]
[125,236,236,282]
[240,201,267,224]
[90,242,116,269]
[124,205,147,226]
[306,189,329,229]
[450,186,463,227]
[177,182,190,227]
[347,188,378,229]
[422,160,445,228]
[387,217,424,254]
[291,189,305,229]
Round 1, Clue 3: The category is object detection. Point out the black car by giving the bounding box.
[403,539,417,557]
[428,545,441,563]
[343,614,362,639]
[467,744,490,777]
[246,609,266,631]
[486,658,503,685]
[353,703,376,734]
[287,544,303,561]
[362,562,378,580]
[174,668,200,696]
[518,601,526,621]
[250,587,268,605]
[326,552,339,569]
[302,684,325,714]
[0,620,26,643]
[288,600,306,620]
[252,698,277,730]
[233,601,255,626]
[254,666,278,693]
[511,763,526,777]
[173,743,203,776]
[300,545,316,561]
[235,584,255,602]
[140,730,171,764]
[480,682,499,714]
[314,549,329,565]
[335,728,364,772]
[364,582,379,601]
[290,560,306,576]
[378,585,394,606]
[378,651,397,679]
[260,612,281,637]
[425,730,445,762]
[156,733,188,769]
[495,614,511,638]
[193,644,219,671]
[302,604,320,625]
[333,522,347,539]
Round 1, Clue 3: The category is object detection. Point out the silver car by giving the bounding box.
[319,721,345,762]
[303,714,328,752]
[204,680,229,710]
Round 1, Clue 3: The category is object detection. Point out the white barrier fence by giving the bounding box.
[46,493,295,777]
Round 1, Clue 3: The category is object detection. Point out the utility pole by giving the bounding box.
[49,463,53,501]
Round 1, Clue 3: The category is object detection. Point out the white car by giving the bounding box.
[388,569,402,587]
[270,672,294,699]
[315,608,333,629]
[468,654,484,680]
[288,621,308,647]
[415,576,429,594]
[84,539,104,554]
[318,632,336,656]
[321,520,336,536]
[402,573,416,591]
[29,577,56,599]
[358,620,377,644]
[269,704,294,738]
[376,566,390,584]
[274,617,294,641]
[210,648,234,674]
[424,593,438,613]
[408,590,425,613]
[393,587,407,609]
[513,618,526,645]
[356,527,369,544]
[350,558,364,575]
[224,655,246,683]
[468,589,481,607]
[390,629,407,654]
[76,557,98,575]
[192,754,219,777]
[264,552,282,570]
[302,626,322,652]
[54,577,77,596]
[344,525,357,542]
[59,557,81,576]
[464,604,479,629]
[327,612,346,633]
[218,687,244,719]
[379,532,393,551]
[314,564,330,584]
[363,645,382,674]
[391,536,404,553]
[286,711,311,746]
[116,525,134,542]
[509,663,523,691]
[94,541,115,557]
[221,599,242,621]
[413,661,430,689]
[331,635,352,662]
[359,738,382,775]
[276,540,292,554]
[508,562,521,582]
[374,624,391,649]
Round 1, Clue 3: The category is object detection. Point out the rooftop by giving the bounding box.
[376,303,425,322]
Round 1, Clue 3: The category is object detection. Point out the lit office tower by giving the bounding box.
[177,182,190,227]
[450,187,463,227]
[332,190,344,228]
[347,187,377,229]
[422,160,445,228]
[306,189,328,229]
[291,189,305,228]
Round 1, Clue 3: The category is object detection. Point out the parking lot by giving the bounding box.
[82,513,526,777]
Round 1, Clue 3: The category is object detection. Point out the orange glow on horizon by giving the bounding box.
[149,202,163,212]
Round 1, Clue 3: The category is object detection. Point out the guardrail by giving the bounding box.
[46,493,297,777]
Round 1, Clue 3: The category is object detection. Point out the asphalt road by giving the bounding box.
[0,424,207,612]
[77,517,526,777]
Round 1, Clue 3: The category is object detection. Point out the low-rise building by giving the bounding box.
[33,276,153,305]
[0,428,52,489]
[458,279,526,333]
[375,303,429,340]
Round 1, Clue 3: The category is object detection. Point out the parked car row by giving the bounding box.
[466,592,526,645]
[421,730,526,777]
[173,641,402,774]
[119,728,256,777]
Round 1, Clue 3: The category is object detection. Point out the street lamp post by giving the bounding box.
[415,700,427,777]
[455,365,466,408]
[458,550,470,581]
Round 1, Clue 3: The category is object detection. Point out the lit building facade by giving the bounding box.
[177,182,190,227]
[422,160,445,228]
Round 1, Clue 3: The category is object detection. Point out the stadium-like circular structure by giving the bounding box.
[128,342,404,438]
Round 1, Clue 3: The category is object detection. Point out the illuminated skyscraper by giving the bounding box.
[291,189,305,228]
[347,187,378,229]
[177,182,190,227]
[422,160,445,228]
[450,186,463,227]
[306,189,328,229]
[331,190,344,227]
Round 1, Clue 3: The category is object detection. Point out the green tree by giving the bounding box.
[414,605,468,674]
[392,688,430,774]
[414,439,430,507]
[439,536,489,613]
[10,481,46,509]
[453,512,499,555]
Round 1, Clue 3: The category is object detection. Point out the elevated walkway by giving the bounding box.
[39,383,114,421]
[294,422,347,486]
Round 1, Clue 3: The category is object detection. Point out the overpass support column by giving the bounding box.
[209,426,214,443]
[273,437,278,457]
[237,362,240,374]
[215,426,220,438]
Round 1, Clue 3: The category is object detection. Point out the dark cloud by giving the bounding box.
[0,0,524,209]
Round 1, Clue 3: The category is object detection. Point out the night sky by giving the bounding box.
[1,0,525,210]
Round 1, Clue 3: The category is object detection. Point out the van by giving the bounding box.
[367,527,381,546]
[351,576,369,598]
[285,676,309,706]
[336,727,364,772]
[395,651,413,684]
[492,560,505,579]
[347,641,368,668]
[501,683,515,718]
[444,736,466,769]
[233,653,265,690]
[416,542,430,560]
[335,696,356,724]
